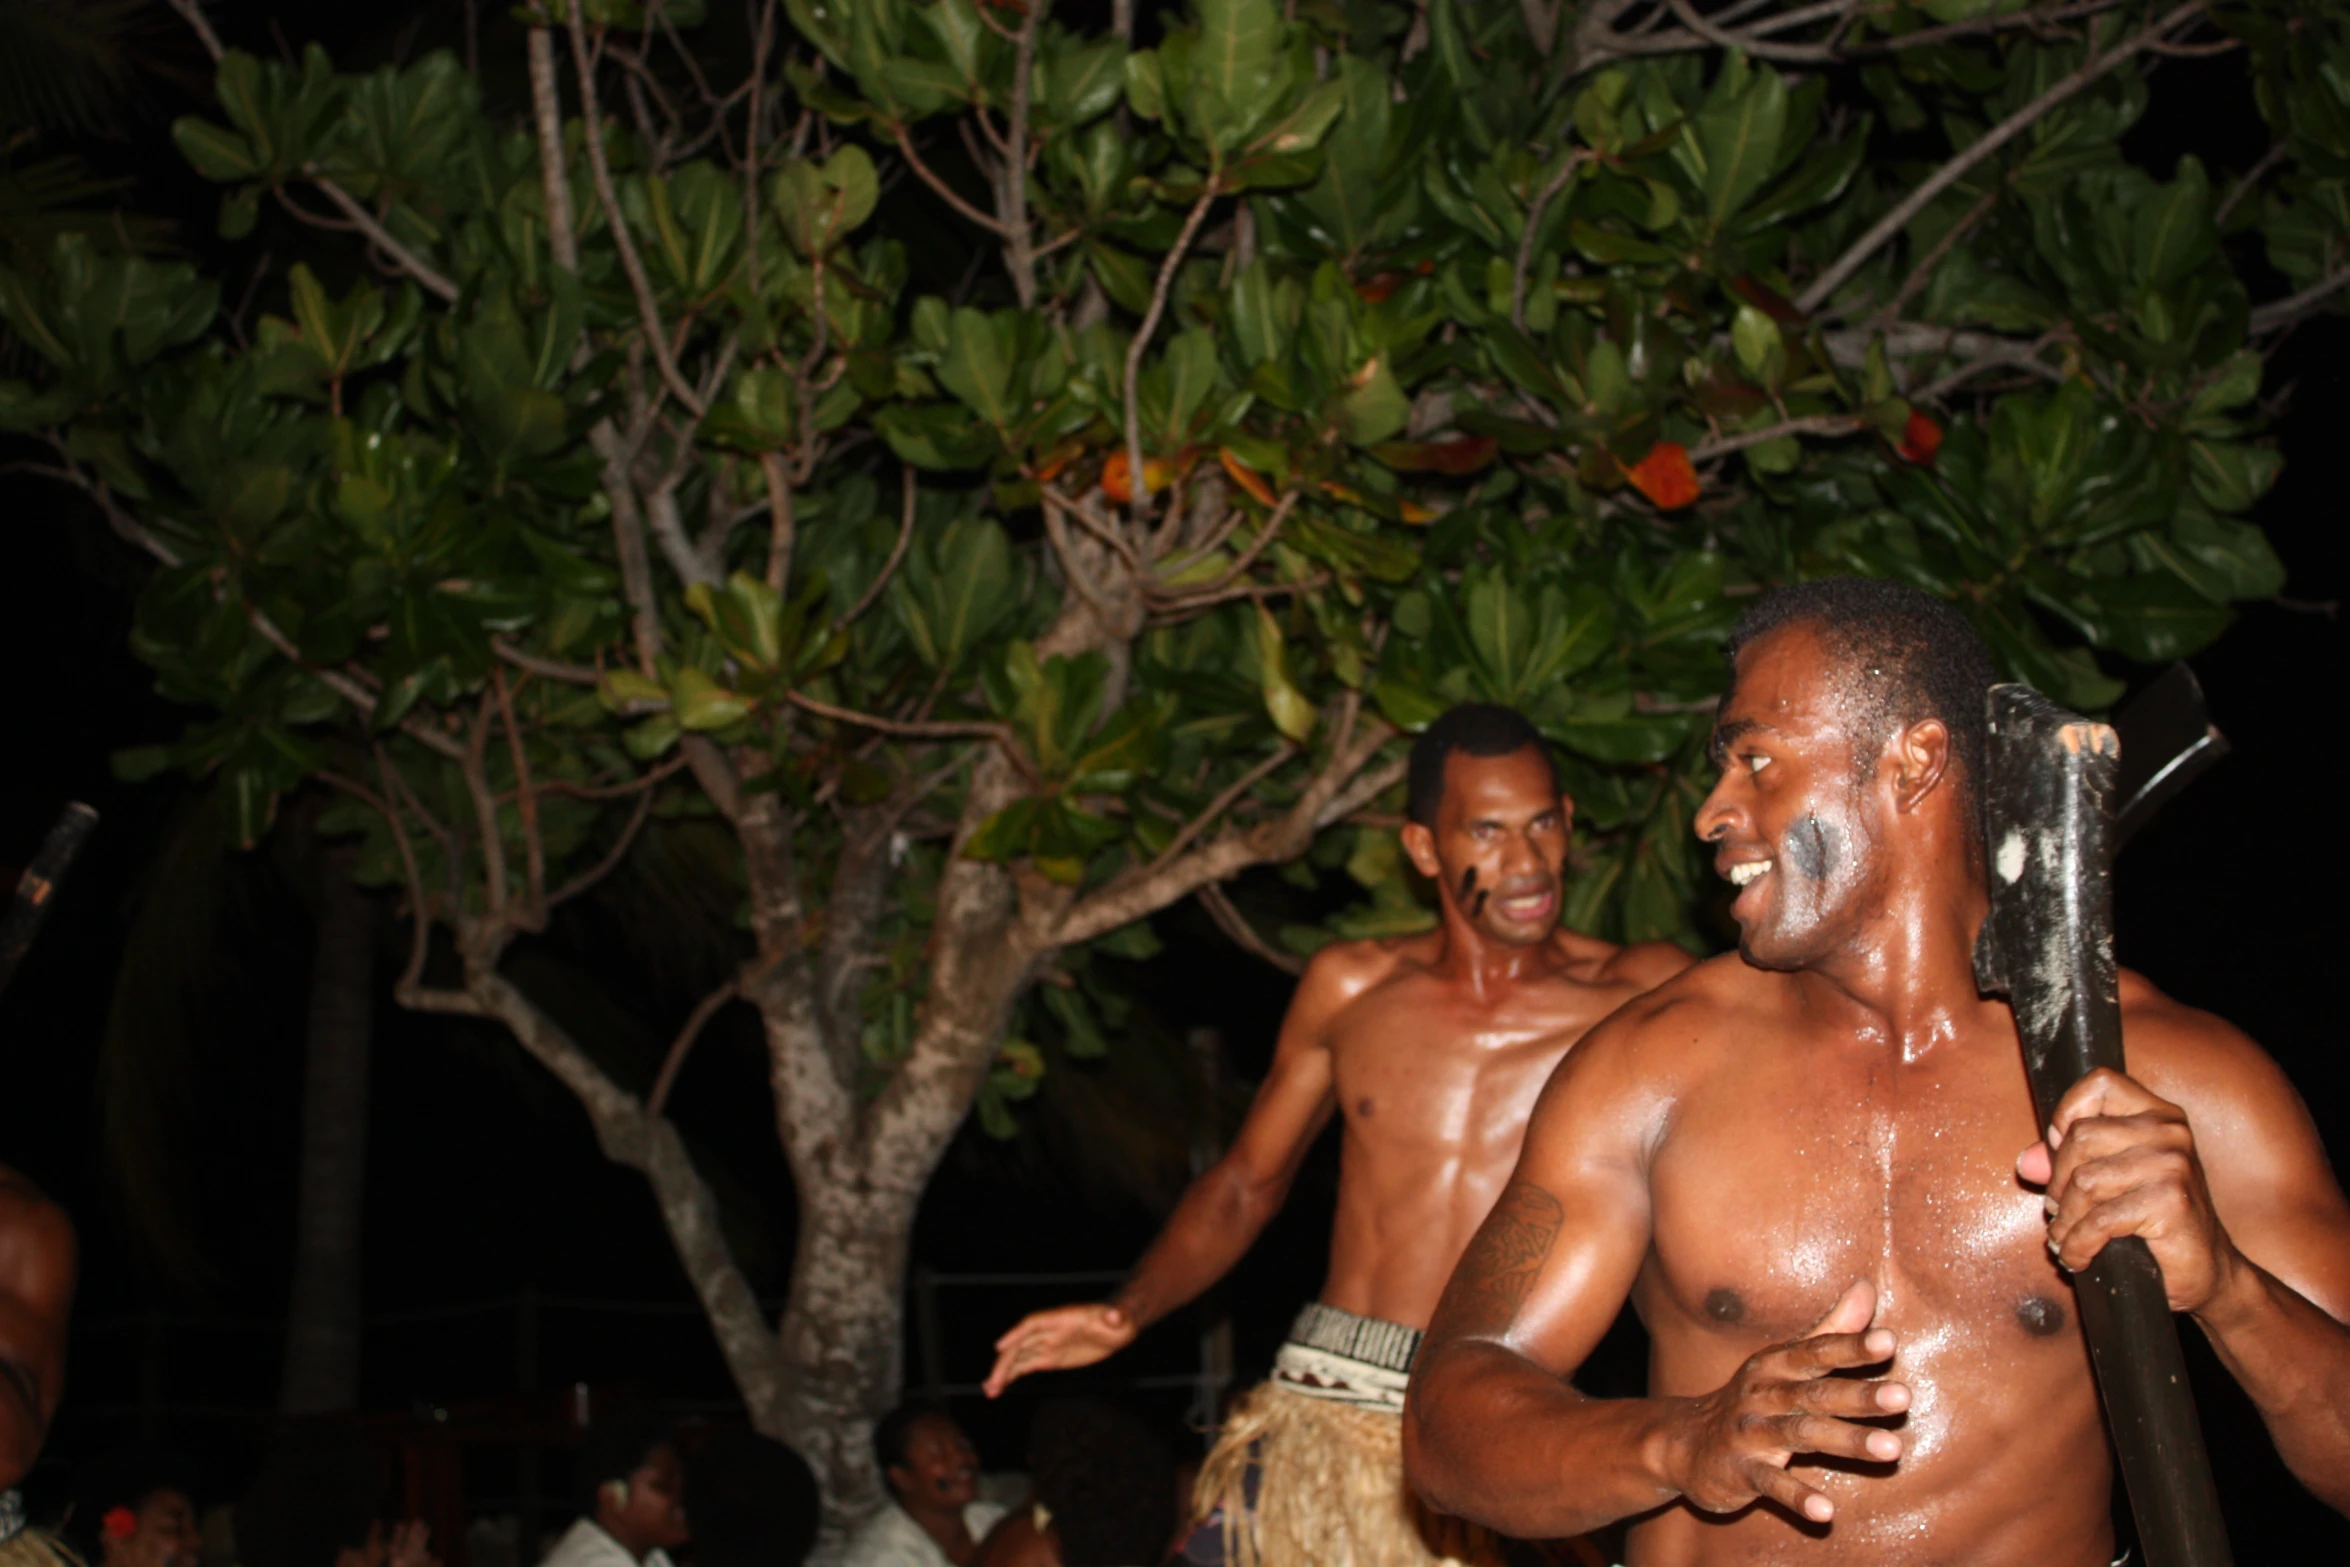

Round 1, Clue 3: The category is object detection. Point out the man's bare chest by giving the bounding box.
[1643,1052,2069,1347]
[1327,975,1631,1139]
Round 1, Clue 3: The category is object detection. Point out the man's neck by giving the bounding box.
[1429,914,1560,998]
[1800,867,1993,1056]
[590,1517,649,1564]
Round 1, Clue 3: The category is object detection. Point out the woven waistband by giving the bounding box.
[1286,1301,1423,1375]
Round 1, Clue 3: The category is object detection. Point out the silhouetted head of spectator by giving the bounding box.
[578,1413,688,1559]
[683,1430,817,1567]
[871,1402,977,1524]
[72,1445,202,1567]
[1029,1398,1175,1567]
[236,1423,387,1567]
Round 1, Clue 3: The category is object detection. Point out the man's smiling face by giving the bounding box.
[1695,624,1891,971]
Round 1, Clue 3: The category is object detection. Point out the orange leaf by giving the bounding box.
[1897,409,1944,465]
[1624,441,1700,510]
[1219,447,1277,507]
[1101,448,1173,504]
[1353,271,1404,304]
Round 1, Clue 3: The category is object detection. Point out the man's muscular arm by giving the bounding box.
[2023,989,2350,1512]
[1405,1005,1909,1539]
[983,944,1361,1397]
[0,1168,75,1490]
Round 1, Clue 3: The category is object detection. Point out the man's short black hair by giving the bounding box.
[1406,703,1560,827]
[871,1400,949,1500]
[1724,576,1998,821]
[235,1423,384,1567]
[578,1411,677,1512]
[686,1430,819,1567]
[1027,1398,1174,1567]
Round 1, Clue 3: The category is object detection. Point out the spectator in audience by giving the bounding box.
[684,1430,817,1567]
[236,1423,435,1567]
[843,1404,1004,1567]
[977,1399,1176,1567]
[538,1415,688,1567]
[68,1447,200,1567]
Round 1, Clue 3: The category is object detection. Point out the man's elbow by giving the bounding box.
[1400,1353,1475,1516]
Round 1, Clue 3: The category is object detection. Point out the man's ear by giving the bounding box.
[1887,718,1953,812]
[1399,820,1439,879]
[601,1479,630,1511]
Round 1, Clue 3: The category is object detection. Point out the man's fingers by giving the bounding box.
[1777,1412,1903,1464]
[2050,1067,2179,1140]
[1807,1278,1877,1338]
[1774,1325,1896,1377]
[1746,1461,1835,1524]
[1782,1374,1910,1419]
[2016,1140,2053,1187]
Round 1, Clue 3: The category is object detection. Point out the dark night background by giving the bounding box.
[0,2,2342,1559]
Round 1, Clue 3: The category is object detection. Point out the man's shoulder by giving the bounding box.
[1296,929,1434,1003]
[1589,949,1768,1038]
[2115,969,2290,1108]
[1551,928,1699,992]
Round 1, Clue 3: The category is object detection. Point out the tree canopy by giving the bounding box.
[1,0,2339,1533]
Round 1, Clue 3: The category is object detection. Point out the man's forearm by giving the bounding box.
[1112,1163,1281,1330]
[2195,1256,2350,1511]
[1405,1341,1688,1540]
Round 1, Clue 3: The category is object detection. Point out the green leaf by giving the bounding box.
[1337,355,1409,446]
[1688,54,1788,231]
[1189,0,1284,154]
[671,666,756,730]
[173,118,262,181]
[938,306,1016,427]
[1254,602,1317,742]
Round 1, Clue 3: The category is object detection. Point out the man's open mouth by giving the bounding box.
[1493,886,1556,920]
[1726,859,1773,887]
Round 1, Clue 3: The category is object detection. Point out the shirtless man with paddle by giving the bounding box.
[1405,578,2350,1563]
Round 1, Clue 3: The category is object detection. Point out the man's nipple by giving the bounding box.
[1704,1287,1746,1324]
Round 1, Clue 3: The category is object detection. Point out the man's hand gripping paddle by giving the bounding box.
[1973,683,2231,1567]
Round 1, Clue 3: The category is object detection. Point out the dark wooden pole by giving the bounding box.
[1973,683,2232,1567]
[0,802,99,1002]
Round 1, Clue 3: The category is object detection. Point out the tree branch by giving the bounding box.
[647,977,741,1116]
[1795,1,2209,316]
[303,172,460,302]
[1870,174,2005,330]
[1123,180,1223,522]
[1664,0,1845,63]
[2250,261,2350,336]
[1145,744,1297,873]
[493,638,600,686]
[839,465,919,629]
[492,667,548,921]
[373,744,434,997]
[1053,720,1396,946]
[1691,412,1862,463]
[2214,138,2287,229]
[891,122,1013,237]
[566,5,707,416]
[1513,150,1589,332]
[1198,881,1304,976]
[547,783,657,911]
[528,26,580,272]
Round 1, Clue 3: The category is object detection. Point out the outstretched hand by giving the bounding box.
[982,1302,1140,1398]
[2018,1066,2239,1313]
[1668,1279,1909,1525]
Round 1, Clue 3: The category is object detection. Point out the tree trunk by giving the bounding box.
[279,847,375,1413]
[773,1170,920,1544]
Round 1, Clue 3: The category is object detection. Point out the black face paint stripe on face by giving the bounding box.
[1784,812,1841,881]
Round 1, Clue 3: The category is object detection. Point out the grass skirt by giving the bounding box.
[1191,1380,1508,1567]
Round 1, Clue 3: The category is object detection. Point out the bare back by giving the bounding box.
[1527,956,2350,1565]
[1313,927,1685,1330]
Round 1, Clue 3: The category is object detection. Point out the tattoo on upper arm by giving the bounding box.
[1433,1180,1564,1339]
